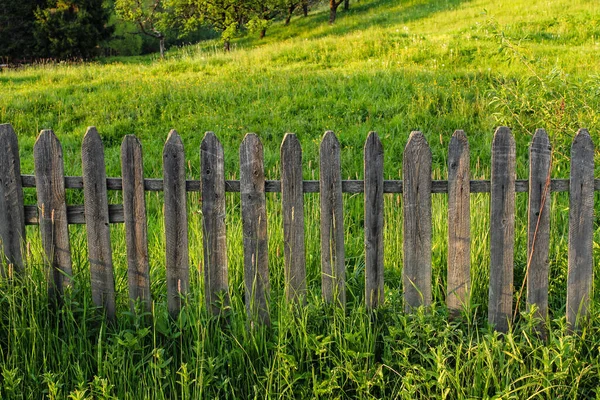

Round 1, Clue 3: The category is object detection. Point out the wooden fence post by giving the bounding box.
[201,132,230,313]
[281,133,307,304]
[567,129,594,328]
[320,131,346,307]
[121,135,151,312]
[0,123,25,277]
[34,129,73,298]
[447,130,470,315]
[527,129,551,322]
[82,127,116,319]
[364,132,384,309]
[403,131,432,311]
[488,126,516,333]
[163,130,189,317]
[240,133,270,325]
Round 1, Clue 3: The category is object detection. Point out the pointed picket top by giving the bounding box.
[492,126,515,150]
[321,130,340,153]
[0,123,25,276]
[567,128,595,329]
[281,132,301,154]
[83,126,102,146]
[164,129,184,151]
[405,130,431,156]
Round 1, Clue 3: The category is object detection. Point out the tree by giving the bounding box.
[284,0,315,25]
[246,0,286,39]
[0,0,45,61]
[115,0,169,57]
[35,0,113,59]
[329,0,344,24]
[169,0,246,51]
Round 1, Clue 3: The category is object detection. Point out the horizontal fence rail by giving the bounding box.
[0,123,596,331]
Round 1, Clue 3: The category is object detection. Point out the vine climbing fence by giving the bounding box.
[0,123,596,332]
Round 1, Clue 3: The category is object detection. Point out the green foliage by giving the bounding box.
[0,0,46,60]
[34,0,113,59]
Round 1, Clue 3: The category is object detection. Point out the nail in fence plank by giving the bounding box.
[0,124,25,276]
[567,129,595,328]
[240,134,270,324]
[121,135,151,312]
[281,133,307,303]
[364,132,384,309]
[34,130,73,297]
[488,127,516,332]
[403,131,432,310]
[201,132,230,313]
[447,130,470,315]
[527,129,551,321]
[163,130,189,317]
[320,131,346,306]
[82,127,116,319]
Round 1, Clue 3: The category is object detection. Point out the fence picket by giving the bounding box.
[527,129,551,322]
[403,131,432,310]
[163,130,189,317]
[0,124,25,277]
[567,129,595,328]
[281,133,307,304]
[320,131,346,306]
[201,132,230,313]
[240,134,270,324]
[121,135,151,312]
[82,127,116,319]
[364,132,384,309]
[447,130,470,315]
[34,130,73,298]
[488,127,516,332]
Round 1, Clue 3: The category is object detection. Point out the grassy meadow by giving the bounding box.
[2,0,600,397]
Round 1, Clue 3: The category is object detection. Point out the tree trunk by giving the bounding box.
[285,4,296,25]
[344,0,349,10]
[302,1,308,17]
[259,27,267,39]
[329,0,339,24]
[223,39,230,52]
[159,36,165,58]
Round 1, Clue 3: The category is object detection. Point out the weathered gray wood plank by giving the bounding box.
[320,131,346,306]
[163,130,189,317]
[281,133,307,304]
[240,134,270,324]
[82,127,116,319]
[403,131,432,311]
[24,204,123,225]
[121,135,151,312]
[447,130,470,315]
[488,127,516,332]
[364,132,384,309]
[0,124,25,276]
[34,129,72,298]
[526,129,551,321]
[567,129,595,328]
[201,132,230,313]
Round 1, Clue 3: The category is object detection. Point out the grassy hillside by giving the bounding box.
[1,0,600,397]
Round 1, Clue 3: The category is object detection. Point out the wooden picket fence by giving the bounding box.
[0,123,596,332]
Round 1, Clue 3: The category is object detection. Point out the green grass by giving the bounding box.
[1,0,600,397]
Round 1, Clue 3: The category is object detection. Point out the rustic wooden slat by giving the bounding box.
[320,131,346,306]
[488,127,516,332]
[18,174,599,194]
[201,132,230,313]
[0,124,25,276]
[403,131,432,311]
[163,130,189,317]
[24,204,124,225]
[240,134,270,324]
[526,129,551,321]
[281,133,307,304]
[82,127,116,319]
[447,130,470,315]
[364,132,384,309]
[567,129,595,328]
[121,135,151,312]
[34,130,72,298]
